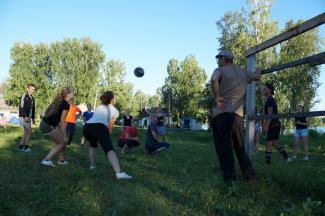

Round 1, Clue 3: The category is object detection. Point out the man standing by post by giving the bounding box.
[211,50,261,184]
[18,83,36,152]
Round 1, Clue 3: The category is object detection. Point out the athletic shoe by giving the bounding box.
[155,147,167,152]
[24,148,32,153]
[18,145,24,152]
[116,172,133,180]
[286,157,293,162]
[89,165,96,170]
[57,160,68,165]
[41,159,55,167]
[303,156,310,161]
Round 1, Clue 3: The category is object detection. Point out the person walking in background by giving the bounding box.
[80,103,93,146]
[210,49,261,184]
[83,91,132,179]
[18,83,36,152]
[293,105,310,160]
[262,83,292,165]
[39,87,74,167]
[65,98,81,145]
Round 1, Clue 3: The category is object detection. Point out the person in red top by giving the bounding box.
[65,98,81,145]
[117,123,140,154]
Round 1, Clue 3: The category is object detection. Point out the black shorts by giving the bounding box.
[83,123,113,154]
[266,125,281,141]
[117,139,140,148]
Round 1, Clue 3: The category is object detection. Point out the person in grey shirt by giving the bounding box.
[211,49,261,184]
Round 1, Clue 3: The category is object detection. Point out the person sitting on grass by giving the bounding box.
[117,122,140,154]
[145,116,170,155]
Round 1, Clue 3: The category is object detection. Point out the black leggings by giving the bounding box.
[83,123,114,154]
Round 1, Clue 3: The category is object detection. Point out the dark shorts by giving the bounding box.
[83,123,114,154]
[266,125,281,141]
[39,119,56,135]
[117,139,140,148]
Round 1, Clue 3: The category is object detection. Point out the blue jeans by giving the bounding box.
[145,141,170,153]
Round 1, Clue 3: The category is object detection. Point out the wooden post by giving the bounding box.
[245,55,256,157]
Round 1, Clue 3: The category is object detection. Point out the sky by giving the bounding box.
[0,0,324,110]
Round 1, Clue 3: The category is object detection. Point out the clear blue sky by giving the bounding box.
[0,0,324,110]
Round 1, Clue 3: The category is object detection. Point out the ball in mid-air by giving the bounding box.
[134,67,145,77]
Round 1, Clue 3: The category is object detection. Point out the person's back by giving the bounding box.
[212,64,254,117]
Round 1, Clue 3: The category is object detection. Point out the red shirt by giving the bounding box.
[119,127,139,140]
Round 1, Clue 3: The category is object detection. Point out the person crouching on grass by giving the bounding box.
[83,91,132,180]
[39,87,74,167]
[262,83,292,165]
[117,122,140,154]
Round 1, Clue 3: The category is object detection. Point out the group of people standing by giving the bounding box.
[17,85,170,180]
[15,49,311,184]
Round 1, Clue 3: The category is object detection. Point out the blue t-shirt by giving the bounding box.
[82,111,93,121]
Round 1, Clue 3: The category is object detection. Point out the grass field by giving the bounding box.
[0,125,325,216]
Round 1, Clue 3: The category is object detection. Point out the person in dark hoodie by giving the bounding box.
[18,83,36,152]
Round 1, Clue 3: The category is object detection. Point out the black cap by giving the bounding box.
[265,83,275,95]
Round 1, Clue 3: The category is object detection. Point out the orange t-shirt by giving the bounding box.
[65,104,81,123]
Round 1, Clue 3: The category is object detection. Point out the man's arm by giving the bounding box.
[263,107,273,133]
[211,70,228,109]
[151,130,160,142]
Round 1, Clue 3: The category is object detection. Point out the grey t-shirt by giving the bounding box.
[211,64,256,117]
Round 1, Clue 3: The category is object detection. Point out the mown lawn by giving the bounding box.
[0,125,324,216]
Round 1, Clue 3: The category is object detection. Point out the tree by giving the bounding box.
[161,55,207,120]
[102,59,134,115]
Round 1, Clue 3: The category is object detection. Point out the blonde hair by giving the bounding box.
[44,87,74,118]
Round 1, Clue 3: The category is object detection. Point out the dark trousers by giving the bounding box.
[212,113,255,182]
[66,122,76,145]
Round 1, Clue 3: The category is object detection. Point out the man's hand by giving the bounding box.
[255,69,262,80]
[215,96,229,110]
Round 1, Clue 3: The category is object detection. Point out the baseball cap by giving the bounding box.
[215,50,234,59]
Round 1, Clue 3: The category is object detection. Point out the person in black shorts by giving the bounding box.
[262,83,291,165]
[83,91,132,179]
[39,87,74,167]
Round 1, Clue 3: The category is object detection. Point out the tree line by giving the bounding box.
[3,0,322,126]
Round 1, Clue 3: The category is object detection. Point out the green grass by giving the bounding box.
[0,125,325,216]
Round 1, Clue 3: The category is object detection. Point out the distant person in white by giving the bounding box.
[83,91,132,180]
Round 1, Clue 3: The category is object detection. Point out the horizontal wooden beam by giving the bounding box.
[260,52,325,74]
[248,111,325,120]
[246,12,325,56]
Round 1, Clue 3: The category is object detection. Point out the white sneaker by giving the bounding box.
[155,147,167,152]
[286,157,292,162]
[41,159,55,167]
[24,148,32,152]
[303,156,310,161]
[89,165,96,170]
[116,172,133,180]
[57,160,68,165]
